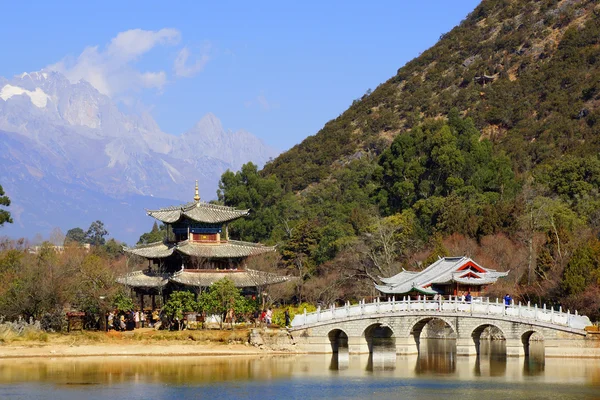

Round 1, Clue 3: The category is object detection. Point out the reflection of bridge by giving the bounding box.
[290,297,598,358]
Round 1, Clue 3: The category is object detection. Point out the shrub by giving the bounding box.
[272,302,317,327]
[40,309,66,332]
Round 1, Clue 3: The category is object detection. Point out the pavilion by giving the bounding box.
[375,256,508,297]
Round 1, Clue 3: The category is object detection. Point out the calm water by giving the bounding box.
[0,340,598,399]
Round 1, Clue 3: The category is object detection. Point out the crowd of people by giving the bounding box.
[107,309,160,331]
[105,307,293,331]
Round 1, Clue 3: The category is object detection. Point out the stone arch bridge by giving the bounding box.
[289,297,598,358]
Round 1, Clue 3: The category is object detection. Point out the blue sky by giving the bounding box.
[0,1,480,151]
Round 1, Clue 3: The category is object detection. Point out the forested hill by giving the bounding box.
[264,0,600,191]
[217,0,600,320]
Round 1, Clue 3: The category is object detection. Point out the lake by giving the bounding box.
[0,339,598,399]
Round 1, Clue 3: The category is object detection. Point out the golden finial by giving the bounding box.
[194,180,200,202]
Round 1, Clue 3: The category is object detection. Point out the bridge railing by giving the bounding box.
[291,296,591,330]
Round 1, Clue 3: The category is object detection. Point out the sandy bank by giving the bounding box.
[0,342,287,358]
[0,328,298,358]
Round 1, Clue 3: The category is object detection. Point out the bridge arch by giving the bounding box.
[470,323,507,356]
[407,316,457,354]
[521,329,544,357]
[471,323,506,341]
[328,328,349,353]
[363,323,395,353]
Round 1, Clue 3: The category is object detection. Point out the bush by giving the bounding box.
[272,302,317,327]
[40,309,66,332]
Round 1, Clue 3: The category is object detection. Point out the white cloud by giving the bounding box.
[245,94,279,111]
[107,28,180,62]
[47,28,181,97]
[174,45,211,78]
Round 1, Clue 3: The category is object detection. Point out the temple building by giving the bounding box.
[117,182,291,306]
[375,256,508,297]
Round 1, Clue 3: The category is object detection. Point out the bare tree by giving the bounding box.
[49,227,65,247]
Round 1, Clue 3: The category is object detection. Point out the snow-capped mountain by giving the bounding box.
[0,71,279,243]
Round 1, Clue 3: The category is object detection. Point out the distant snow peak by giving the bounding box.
[17,71,48,81]
[0,84,49,108]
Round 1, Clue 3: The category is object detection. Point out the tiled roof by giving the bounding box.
[375,256,509,295]
[124,242,175,258]
[116,270,170,288]
[177,240,275,258]
[124,240,275,260]
[147,201,249,224]
[170,269,292,288]
[117,268,293,289]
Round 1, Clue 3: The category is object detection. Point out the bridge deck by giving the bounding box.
[291,297,591,333]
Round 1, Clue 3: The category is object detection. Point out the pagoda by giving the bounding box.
[117,181,290,306]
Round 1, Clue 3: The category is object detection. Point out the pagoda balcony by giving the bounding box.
[163,238,230,245]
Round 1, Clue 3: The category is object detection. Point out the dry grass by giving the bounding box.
[0,329,49,343]
[0,328,253,346]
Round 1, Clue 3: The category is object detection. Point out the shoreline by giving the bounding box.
[0,342,298,359]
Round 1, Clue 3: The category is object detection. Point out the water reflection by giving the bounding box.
[415,338,456,374]
[0,343,598,395]
[474,340,506,377]
[523,341,545,375]
[365,337,396,371]
[0,356,297,386]
[329,347,349,370]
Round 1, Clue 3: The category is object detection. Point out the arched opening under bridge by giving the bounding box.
[522,330,545,375]
[328,329,348,353]
[328,329,349,371]
[363,323,396,371]
[411,317,457,375]
[472,324,506,377]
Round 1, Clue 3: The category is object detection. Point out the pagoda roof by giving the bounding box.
[116,270,170,288]
[375,256,508,295]
[117,268,293,289]
[124,240,275,260]
[125,241,175,259]
[147,201,249,224]
[177,240,275,258]
[171,268,291,288]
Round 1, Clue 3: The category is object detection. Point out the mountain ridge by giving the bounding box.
[0,70,279,243]
[263,0,600,190]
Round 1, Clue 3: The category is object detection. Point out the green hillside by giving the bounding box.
[264,0,600,189]
[220,0,600,319]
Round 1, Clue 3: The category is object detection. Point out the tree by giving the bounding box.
[0,185,12,227]
[162,291,198,330]
[138,222,167,245]
[86,220,108,246]
[245,252,294,307]
[101,238,124,258]
[359,212,415,284]
[65,227,87,245]
[562,240,600,296]
[424,233,450,266]
[73,253,122,326]
[218,162,285,243]
[112,291,135,313]
[0,242,69,320]
[197,278,252,329]
[49,227,65,246]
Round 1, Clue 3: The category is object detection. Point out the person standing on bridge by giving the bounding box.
[285,309,291,327]
[504,294,512,308]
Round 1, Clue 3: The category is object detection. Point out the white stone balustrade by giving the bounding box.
[291,296,592,330]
